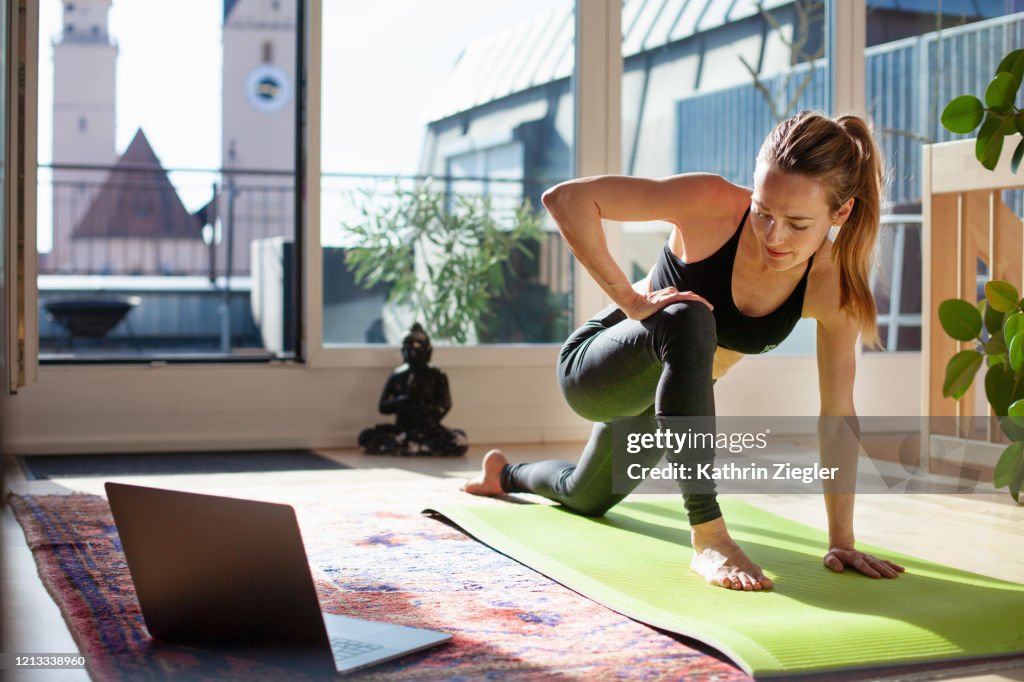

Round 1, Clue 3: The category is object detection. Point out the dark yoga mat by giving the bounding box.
[19,449,348,479]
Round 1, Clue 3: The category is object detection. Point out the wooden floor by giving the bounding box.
[3,443,1024,682]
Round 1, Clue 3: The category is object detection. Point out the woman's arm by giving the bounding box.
[815,314,859,546]
[541,173,740,320]
[816,313,905,578]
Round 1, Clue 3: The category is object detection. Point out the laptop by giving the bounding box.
[105,482,451,675]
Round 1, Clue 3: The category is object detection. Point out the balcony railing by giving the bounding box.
[923,137,1024,442]
[41,164,567,279]
[678,11,1024,205]
[37,165,575,353]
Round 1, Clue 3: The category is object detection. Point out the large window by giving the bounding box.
[319,1,575,346]
[864,2,1024,351]
[36,0,301,362]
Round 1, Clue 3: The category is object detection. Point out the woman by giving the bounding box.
[464,111,905,591]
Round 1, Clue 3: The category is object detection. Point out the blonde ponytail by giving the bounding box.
[833,115,883,348]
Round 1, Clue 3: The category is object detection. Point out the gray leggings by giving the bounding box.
[500,301,722,525]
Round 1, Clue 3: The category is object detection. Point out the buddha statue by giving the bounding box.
[358,323,468,457]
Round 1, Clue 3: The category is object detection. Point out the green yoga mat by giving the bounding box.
[426,498,1024,677]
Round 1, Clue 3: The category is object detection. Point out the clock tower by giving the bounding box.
[48,0,117,273]
[220,0,296,276]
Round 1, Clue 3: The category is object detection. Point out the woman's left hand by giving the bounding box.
[823,546,905,578]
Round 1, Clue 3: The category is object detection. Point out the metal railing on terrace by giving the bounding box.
[318,171,563,248]
[678,11,1024,206]
[40,164,569,279]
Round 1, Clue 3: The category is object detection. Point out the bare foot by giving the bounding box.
[462,449,508,497]
[690,517,773,591]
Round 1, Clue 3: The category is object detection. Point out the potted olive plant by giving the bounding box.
[341,179,545,345]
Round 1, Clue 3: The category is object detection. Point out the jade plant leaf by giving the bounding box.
[976,115,1006,170]
[1004,311,1024,341]
[983,300,1005,334]
[1000,397,1024,441]
[996,49,1024,85]
[941,95,985,134]
[1010,330,1024,371]
[985,329,1007,356]
[1013,138,1024,174]
[992,439,1024,489]
[987,352,1008,368]
[985,363,1015,416]
[943,350,984,399]
[938,299,983,340]
[1008,399,1024,428]
[989,118,1019,169]
[985,71,1020,112]
[986,280,1020,312]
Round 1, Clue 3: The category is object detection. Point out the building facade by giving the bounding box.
[46,0,117,274]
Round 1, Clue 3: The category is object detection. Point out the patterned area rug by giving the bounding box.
[7,475,748,682]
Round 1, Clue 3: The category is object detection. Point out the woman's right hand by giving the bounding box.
[623,286,714,321]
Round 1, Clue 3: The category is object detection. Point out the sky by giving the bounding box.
[38,1,221,172]
[37,0,566,251]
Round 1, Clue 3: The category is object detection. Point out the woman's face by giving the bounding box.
[749,164,851,272]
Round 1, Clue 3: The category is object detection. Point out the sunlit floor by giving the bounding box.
[3,443,1024,682]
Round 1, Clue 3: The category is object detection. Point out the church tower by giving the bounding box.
[220,0,296,276]
[47,0,117,273]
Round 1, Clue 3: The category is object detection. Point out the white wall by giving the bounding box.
[0,357,578,454]
[0,349,921,454]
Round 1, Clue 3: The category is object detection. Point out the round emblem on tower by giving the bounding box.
[243,63,292,114]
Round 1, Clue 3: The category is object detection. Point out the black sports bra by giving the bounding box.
[648,207,812,354]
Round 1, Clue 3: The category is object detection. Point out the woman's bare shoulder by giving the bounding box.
[804,239,846,323]
[667,174,751,224]
[669,177,752,259]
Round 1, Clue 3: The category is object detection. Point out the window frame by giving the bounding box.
[19,0,870,373]
[2,0,924,456]
[305,0,618,368]
[6,0,39,394]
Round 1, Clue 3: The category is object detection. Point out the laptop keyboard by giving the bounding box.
[329,636,385,661]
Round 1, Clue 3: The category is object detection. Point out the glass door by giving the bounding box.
[36,0,303,363]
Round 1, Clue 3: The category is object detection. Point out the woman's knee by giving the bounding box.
[564,497,616,517]
[645,301,717,359]
[650,300,716,334]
